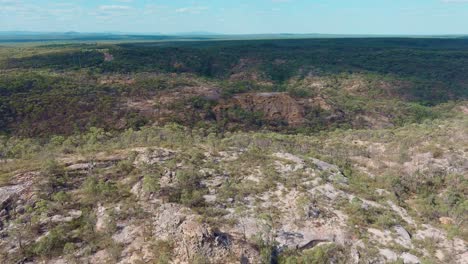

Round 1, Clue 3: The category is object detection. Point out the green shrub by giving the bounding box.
[151,240,174,264]
[31,226,68,257]
[287,86,313,98]
[279,244,348,264]
[81,176,121,204]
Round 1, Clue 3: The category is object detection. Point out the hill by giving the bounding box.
[0,38,466,263]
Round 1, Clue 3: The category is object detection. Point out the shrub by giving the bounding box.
[287,86,313,98]
[81,176,121,204]
[31,226,68,257]
[151,240,174,264]
[279,244,348,264]
[40,159,68,194]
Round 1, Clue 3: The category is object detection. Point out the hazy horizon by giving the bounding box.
[1,0,468,35]
[1,31,467,37]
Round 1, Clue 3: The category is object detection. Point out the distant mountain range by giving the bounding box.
[0,31,467,43]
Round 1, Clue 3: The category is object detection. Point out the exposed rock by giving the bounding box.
[103,52,114,62]
[310,158,348,184]
[379,248,398,261]
[203,194,217,203]
[369,228,393,245]
[134,148,176,165]
[401,252,420,264]
[113,225,142,245]
[152,204,237,263]
[350,240,365,264]
[1,139,466,264]
[387,200,416,226]
[414,224,466,263]
[51,215,74,223]
[312,183,346,201]
[276,231,333,250]
[328,172,348,185]
[95,204,110,232]
[439,217,454,225]
[66,163,91,171]
[394,225,412,248]
[130,180,143,198]
[310,158,339,172]
[0,185,25,210]
[375,189,390,196]
[90,249,112,263]
[274,152,305,172]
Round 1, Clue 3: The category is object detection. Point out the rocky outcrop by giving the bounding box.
[0,185,26,211]
[1,147,466,264]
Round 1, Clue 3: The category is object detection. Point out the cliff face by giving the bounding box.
[214,92,305,126]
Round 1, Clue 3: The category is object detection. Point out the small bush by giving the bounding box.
[151,240,174,264]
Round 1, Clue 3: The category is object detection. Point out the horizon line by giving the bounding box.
[1,31,468,37]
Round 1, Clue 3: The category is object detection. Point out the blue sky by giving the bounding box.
[0,0,467,34]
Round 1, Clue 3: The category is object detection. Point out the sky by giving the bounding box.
[0,0,467,35]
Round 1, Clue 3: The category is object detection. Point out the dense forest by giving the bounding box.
[1,38,467,136]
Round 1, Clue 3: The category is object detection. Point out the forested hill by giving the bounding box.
[1,38,467,136]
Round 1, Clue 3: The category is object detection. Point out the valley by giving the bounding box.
[0,38,466,264]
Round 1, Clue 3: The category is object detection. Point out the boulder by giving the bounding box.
[0,185,26,210]
[379,248,398,261]
[394,225,412,248]
[401,252,420,264]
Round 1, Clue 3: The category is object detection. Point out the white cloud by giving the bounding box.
[175,6,208,14]
[442,0,468,2]
[99,5,132,11]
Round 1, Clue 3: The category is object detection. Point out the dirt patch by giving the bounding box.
[103,52,114,62]
[100,75,135,85]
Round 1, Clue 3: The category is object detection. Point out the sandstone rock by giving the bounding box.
[90,249,112,263]
[379,248,398,261]
[66,163,91,171]
[375,189,390,196]
[0,185,26,210]
[401,252,420,264]
[312,183,346,201]
[369,228,393,245]
[203,194,217,203]
[328,172,348,185]
[96,204,110,232]
[310,158,339,172]
[387,200,416,226]
[131,180,143,198]
[48,258,68,264]
[51,215,74,223]
[350,240,366,264]
[113,225,141,245]
[69,210,82,218]
[50,210,82,223]
[274,152,305,172]
[134,148,175,165]
[152,204,234,263]
[276,230,333,250]
[310,158,348,184]
[394,225,412,248]
[414,224,467,263]
[439,217,454,225]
